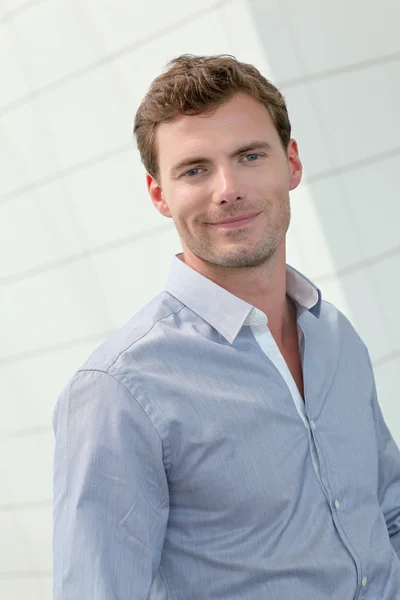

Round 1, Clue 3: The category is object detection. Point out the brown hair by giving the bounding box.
[133,54,291,180]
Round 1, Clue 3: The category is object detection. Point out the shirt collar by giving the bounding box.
[165,253,321,345]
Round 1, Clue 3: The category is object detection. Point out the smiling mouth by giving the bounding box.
[209,213,260,230]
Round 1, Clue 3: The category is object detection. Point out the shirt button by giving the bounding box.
[334,500,341,510]
[310,420,316,430]
[361,576,368,587]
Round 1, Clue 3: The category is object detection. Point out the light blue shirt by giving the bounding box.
[53,253,400,599]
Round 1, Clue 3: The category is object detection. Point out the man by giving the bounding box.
[53,54,400,599]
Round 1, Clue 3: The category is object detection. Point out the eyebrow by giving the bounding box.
[170,141,272,177]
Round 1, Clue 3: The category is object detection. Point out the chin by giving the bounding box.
[206,245,274,268]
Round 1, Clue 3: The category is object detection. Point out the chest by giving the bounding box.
[159,329,378,518]
[278,337,304,400]
[253,322,305,401]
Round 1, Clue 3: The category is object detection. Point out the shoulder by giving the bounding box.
[318,297,370,359]
[82,291,183,372]
[319,298,359,333]
[59,290,185,396]
[53,290,183,443]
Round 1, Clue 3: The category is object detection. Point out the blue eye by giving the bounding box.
[185,168,202,177]
[243,153,261,162]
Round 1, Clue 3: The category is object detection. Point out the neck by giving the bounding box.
[179,243,295,345]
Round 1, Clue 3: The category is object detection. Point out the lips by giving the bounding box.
[209,212,260,229]
[212,212,259,225]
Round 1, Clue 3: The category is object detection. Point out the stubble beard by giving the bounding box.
[177,198,291,269]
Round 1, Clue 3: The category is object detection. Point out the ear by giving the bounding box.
[287,139,303,192]
[146,173,172,218]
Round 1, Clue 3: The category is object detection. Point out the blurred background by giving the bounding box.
[1,0,399,598]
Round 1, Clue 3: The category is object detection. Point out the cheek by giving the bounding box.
[268,163,290,187]
[172,199,203,231]
[177,187,209,217]
[253,177,284,201]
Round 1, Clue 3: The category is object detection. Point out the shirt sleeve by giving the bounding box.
[370,371,400,559]
[53,368,170,599]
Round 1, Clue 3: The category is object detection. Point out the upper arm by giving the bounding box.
[53,368,169,599]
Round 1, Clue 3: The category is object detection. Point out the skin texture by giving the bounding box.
[146,92,304,393]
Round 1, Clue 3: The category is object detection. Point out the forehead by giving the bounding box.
[155,93,280,166]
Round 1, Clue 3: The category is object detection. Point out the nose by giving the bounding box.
[215,165,245,204]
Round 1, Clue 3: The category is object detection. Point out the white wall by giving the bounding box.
[0,0,399,597]
[248,0,400,439]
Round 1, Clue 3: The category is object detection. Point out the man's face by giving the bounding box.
[147,92,302,269]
